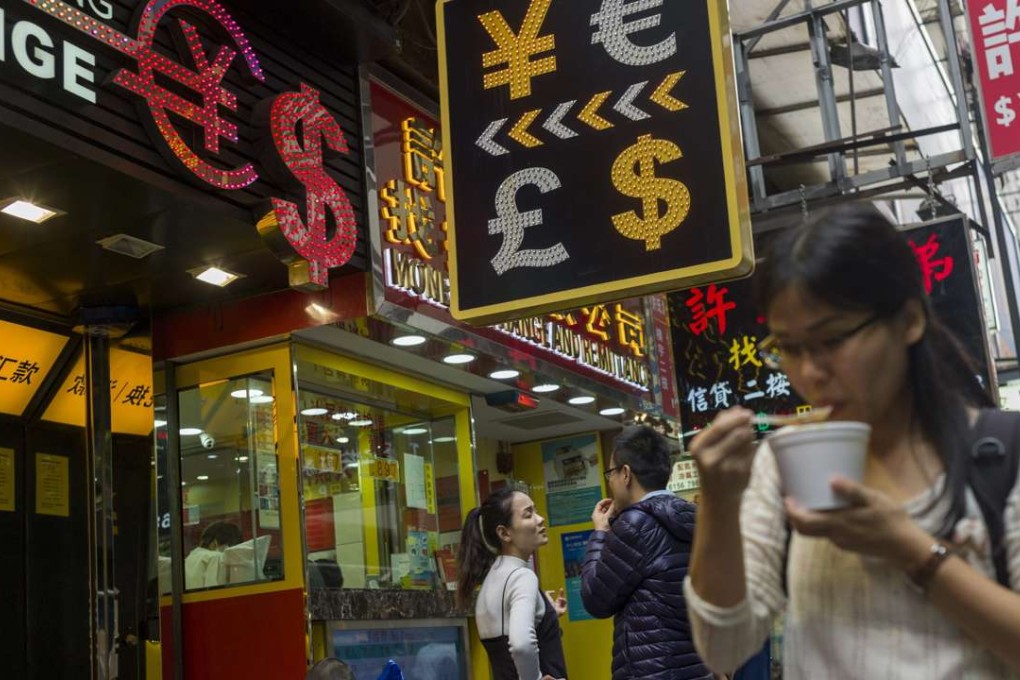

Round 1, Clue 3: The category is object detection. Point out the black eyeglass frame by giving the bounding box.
[757,314,882,371]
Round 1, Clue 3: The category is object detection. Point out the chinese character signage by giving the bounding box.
[671,215,994,434]
[43,348,155,436]
[0,320,69,417]
[967,0,1020,161]
[903,216,994,390]
[369,79,655,395]
[437,0,752,324]
[670,277,804,436]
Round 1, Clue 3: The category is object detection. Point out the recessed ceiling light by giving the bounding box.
[301,407,328,416]
[433,436,456,443]
[533,383,560,393]
[489,369,520,380]
[230,388,264,399]
[179,427,203,436]
[181,481,187,487]
[197,475,209,481]
[154,419,167,428]
[1,199,59,223]
[600,407,626,416]
[391,335,427,347]
[568,396,596,406]
[349,418,373,427]
[250,395,274,404]
[190,265,242,287]
[207,454,218,460]
[403,427,428,435]
[332,411,359,421]
[238,456,249,462]
[337,436,350,444]
[443,353,475,365]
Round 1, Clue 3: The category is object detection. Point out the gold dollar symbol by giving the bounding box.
[611,134,691,251]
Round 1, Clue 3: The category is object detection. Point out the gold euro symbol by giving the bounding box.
[610,134,691,251]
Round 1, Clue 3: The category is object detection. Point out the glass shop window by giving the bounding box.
[298,389,462,591]
[178,373,283,591]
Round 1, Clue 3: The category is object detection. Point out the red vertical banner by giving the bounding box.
[648,294,681,420]
[967,0,1020,161]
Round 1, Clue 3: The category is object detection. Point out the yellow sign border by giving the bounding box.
[437,0,753,325]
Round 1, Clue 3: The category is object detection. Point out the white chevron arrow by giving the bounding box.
[614,81,651,121]
[543,101,578,139]
[476,119,510,156]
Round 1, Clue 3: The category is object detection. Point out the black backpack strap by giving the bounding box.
[967,409,1020,588]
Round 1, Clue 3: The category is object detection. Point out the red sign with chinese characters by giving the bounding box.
[369,80,653,393]
[967,0,1020,161]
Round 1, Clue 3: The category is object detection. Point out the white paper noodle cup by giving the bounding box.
[768,421,870,511]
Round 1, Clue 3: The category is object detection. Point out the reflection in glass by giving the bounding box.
[297,388,462,592]
[177,373,283,591]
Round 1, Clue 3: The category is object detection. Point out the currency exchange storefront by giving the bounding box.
[148,70,681,679]
[0,0,393,678]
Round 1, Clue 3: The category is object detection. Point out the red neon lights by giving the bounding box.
[260,83,358,290]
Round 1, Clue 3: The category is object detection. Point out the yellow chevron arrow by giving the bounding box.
[650,71,689,112]
[578,91,613,130]
[509,109,543,148]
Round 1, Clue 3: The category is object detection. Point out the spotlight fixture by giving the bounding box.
[0,198,60,223]
[532,383,560,394]
[189,265,242,287]
[443,353,475,365]
[300,407,328,416]
[599,407,626,417]
[230,388,264,399]
[179,427,203,436]
[207,454,218,460]
[433,436,456,443]
[391,335,427,347]
[568,396,596,406]
[250,395,274,404]
[238,456,249,462]
[349,418,374,427]
[403,427,428,435]
[336,437,350,444]
[332,411,359,421]
[154,419,167,428]
[197,475,209,481]
[489,369,520,380]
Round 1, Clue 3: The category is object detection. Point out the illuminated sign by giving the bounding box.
[4,0,359,289]
[437,0,752,323]
[0,319,68,416]
[363,456,400,483]
[370,80,652,392]
[43,347,155,435]
[671,216,993,434]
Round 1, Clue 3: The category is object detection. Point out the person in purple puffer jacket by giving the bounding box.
[581,426,711,680]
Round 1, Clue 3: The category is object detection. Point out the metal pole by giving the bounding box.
[164,363,185,680]
[806,2,848,185]
[871,0,908,168]
[85,329,113,680]
[734,37,767,202]
[937,0,976,161]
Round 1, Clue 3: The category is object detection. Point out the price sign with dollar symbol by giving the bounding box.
[437,0,752,324]
[965,0,1020,163]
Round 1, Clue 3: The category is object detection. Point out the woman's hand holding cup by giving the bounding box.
[689,408,756,505]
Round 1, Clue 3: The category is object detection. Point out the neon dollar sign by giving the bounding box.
[591,0,677,66]
[611,134,691,251]
[259,83,358,291]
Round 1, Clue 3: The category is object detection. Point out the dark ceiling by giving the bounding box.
[0,123,292,320]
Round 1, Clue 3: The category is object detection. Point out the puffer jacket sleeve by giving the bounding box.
[580,512,649,618]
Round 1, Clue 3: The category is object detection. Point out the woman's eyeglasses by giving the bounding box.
[757,315,881,371]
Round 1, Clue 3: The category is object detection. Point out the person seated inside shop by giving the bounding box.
[185,521,242,590]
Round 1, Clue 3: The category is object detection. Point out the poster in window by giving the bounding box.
[36,453,69,517]
[542,434,602,526]
[0,448,13,512]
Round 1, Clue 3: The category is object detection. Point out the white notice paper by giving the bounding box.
[404,453,427,510]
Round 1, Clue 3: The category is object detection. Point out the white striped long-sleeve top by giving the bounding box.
[683,440,1020,679]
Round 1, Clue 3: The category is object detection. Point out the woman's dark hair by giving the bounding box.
[306,658,355,680]
[199,521,242,549]
[754,202,993,535]
[456,486,518,608]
